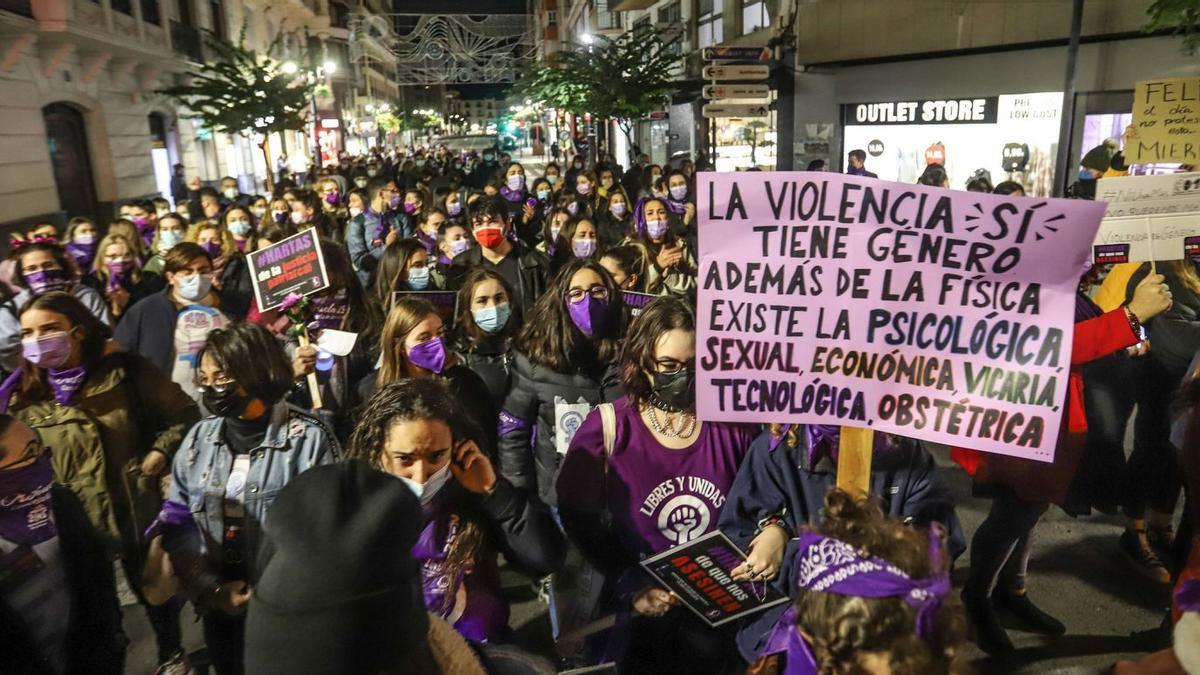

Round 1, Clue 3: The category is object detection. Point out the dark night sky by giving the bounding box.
[392,0,528,13]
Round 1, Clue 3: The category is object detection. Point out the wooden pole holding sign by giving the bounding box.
[297,327,323,410]
[836,427,874,496]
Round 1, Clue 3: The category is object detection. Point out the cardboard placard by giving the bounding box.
[695,172,1108,463]
[248,229,329,311]
[1092,173,1200,263]
[1128,77,1200,164]
[393,290,458,328]
[640,530,789,628]
[622,291,657,317]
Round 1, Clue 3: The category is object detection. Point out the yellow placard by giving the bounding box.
[1128,77,1200,164]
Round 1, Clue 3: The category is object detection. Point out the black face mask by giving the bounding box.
[651,368,696,412]
[202,386,251,418]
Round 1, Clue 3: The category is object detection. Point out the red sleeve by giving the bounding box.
[1070,308,1138,366]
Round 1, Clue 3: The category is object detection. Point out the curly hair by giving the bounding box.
[346,378,485,612]
[794,490,967,675]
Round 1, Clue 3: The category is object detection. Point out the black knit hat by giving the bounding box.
[245,460,429,675]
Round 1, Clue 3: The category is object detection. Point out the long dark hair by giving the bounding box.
[197,321,294,405]
[619,296,695,406]
[371,238,429,311]
[15,292,112,403]
[516,258,624,373]
[346,378,485,611]
[11,241,77,289]
[320,238,382,353]
[454,267,521,350]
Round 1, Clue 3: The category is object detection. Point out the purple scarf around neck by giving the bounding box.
[47,366,87,406]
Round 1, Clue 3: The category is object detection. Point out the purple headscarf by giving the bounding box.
[761,528,951,674]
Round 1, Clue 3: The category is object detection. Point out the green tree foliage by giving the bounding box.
[1146,0,1200,54]
[159,32,313,138]
[513,24,682,157]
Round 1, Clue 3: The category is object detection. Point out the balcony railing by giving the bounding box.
[170,20,203,62]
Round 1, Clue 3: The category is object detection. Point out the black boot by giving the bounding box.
[962,591,1013,655]
[995,591,1066,635]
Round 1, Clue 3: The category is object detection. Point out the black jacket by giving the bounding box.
[497,351,622,506]
[447,243,551,319]
[0,486,124,675]
[1130,262,1200,374]
[112,288,178,373]
[218,254,256,320]
[452,335,513,412]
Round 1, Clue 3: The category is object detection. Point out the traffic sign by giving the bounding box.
[702,103,770,118]
[702,64,770,81]
[702,46,771,62]
[703,84,771,100]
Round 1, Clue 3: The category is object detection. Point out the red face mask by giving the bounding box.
[474,225,504,249]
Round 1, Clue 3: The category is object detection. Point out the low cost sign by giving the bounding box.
[695,172,1107,462]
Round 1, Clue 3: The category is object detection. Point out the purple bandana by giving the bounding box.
[143,500,196,541]
[499,185,525,203]
[761,529,950,673]
[805,424,842,466]
[416,229,438,254]
[1177,579,1200,613]
[24,269,69,296]
[65,241,97,269]
[47,366,87,405]
[665,197,687,215]
[0,455,57,547]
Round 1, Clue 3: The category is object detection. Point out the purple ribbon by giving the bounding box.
[1177,579,1200,613]
[761,528,950,673]
[143,500,196,540]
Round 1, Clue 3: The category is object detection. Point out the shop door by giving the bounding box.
[43,103,97,219]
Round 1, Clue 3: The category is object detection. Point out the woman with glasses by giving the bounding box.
[162,321,338,675]
[555,296,755,672]
[10,291,200,674]
[361,297,498,458]
[497,258,625,510]
[114,243,229,403]
[346,378,564,644]
[0,239,112,372]
[447,198,550,318]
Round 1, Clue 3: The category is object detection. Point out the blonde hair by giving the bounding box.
[91,234,143,284]
[107,219,147,261]
[1171,260,1200,295]
[187,221,238,257]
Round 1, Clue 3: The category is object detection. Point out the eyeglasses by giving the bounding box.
[194,378,236,394]
[565,285,609,303]
[655,359,693,376]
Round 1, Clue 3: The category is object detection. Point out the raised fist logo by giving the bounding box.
[657,495,710,544]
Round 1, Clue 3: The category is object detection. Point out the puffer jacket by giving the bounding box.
[165,401,339,598]
[497,351,622,506]
[11,353,200,565]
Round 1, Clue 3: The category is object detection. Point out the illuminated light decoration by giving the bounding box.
[353,13,536,84]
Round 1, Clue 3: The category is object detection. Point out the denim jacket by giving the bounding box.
[164,402,339,600]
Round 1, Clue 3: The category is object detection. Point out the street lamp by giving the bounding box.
[322,60,337,74]
[580,33,593,45]
[281,61,299,75]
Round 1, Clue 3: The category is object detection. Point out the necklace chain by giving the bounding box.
[646,404,697,439]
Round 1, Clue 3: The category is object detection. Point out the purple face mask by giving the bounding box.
[572,239,597,258]
[403,202,418,216]
[0,455,57,547]
[576,183,591,196]
[22,331,74,369]
[407,336,446,374]
[447,202,463,217]
[645,219,669,240]
[131,216,150,230]
[200,241,221,258]
[324,191,340,206]
[106,259,132,279]
[24,268,69,296]
[567,294,608,337]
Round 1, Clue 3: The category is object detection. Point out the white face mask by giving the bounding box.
[223,187,239,201]
[399,462,452,504]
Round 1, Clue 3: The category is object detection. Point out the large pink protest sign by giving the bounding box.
[695,172,1108,462]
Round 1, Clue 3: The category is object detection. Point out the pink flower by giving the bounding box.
[279,292,304,312]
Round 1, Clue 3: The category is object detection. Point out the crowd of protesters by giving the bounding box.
[0,134,1198,675]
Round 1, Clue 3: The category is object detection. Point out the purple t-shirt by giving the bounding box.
[559,396,756,558]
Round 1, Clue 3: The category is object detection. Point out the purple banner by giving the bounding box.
[696,172,1107,462]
